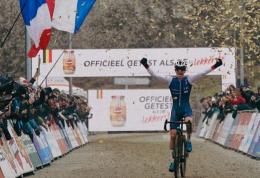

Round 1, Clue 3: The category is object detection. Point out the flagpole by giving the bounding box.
[25,29,32,80]
[69,33,73,96]
[239,0,245,86]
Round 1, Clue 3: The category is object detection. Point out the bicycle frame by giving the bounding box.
[164,119,189,178]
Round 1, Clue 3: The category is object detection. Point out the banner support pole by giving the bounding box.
[69,33,73,96]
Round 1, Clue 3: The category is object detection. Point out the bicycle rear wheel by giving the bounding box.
[180,135,187,177]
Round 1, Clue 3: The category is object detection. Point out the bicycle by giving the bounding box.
[164,119,190,178]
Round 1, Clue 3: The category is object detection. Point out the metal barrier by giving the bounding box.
[197,110,260,159]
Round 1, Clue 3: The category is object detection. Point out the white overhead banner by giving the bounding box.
[32,48,236,90]
[88,89,172,131]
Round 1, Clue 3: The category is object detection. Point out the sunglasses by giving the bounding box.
[175,66,186,71]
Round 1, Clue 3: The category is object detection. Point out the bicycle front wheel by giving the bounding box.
[180,135,187,177]
[174,134,181,178]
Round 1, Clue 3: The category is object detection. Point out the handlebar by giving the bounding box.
[163,119,190,131]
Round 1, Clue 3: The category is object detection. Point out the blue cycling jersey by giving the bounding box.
[169,76,192,107]
[169,76,193,129]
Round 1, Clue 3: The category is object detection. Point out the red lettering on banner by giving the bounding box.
[205,57,209,65]
[209,57,215,64]
[201,58,204,65]
[142,112,170,123]
[199,58,203,65]
[193,56,216,66]
[198,58,203,65]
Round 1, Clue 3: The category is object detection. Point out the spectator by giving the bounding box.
[228,89,246,106]
[0,70,91,142]
[201,84,259,122]
[250,94,260,111]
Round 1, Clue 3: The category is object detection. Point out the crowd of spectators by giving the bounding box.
[0,69,92,141]
[200,84,260,122]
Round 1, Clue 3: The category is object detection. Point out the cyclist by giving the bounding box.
[140,57,223,172]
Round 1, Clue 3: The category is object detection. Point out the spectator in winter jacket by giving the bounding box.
[226,89,246,106]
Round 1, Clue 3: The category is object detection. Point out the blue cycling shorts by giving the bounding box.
[170,105,192,129]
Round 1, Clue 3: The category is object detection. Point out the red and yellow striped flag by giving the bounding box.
[43,49,52,63]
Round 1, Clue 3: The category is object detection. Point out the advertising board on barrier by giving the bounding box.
[239,113,260,154]
[11,134,34,172]
[60,121,74,149]
[0,149,15,178]
[40,127,62,159]
[33,133,53,165]
[78,122,88,144]
[224,113,240,147]
[89,89,172,131]
[216,114,235,145]
[7,124,34,175]
[0,138,18,178]
[212,120,224,142]
[248,113,260,158]
[198,111,260,158]
[198,115,208,138]
[229,112,253,150]
[205,111,219,139]
[60,124,73,151]
[66,124,78,148]
[79,122,89,143]
[207,113,220,140]
[32,48,236,90]
[73,127,83,146]
[78,127,86,144]
[21,134,42,169]
[196,114,205,137]
[49,123,68,154]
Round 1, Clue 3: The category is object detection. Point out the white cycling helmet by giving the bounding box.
[175,59,187,71]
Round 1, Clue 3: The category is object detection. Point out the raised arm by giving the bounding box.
[188,58,223,84]
[29,68,40,85]
[140,58,172,86]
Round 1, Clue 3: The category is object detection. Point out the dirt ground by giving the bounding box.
[29,133,260,178]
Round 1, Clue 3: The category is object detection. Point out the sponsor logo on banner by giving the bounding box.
[89,89,172,131]
[110,95,127,127]
[63,50,76,75]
